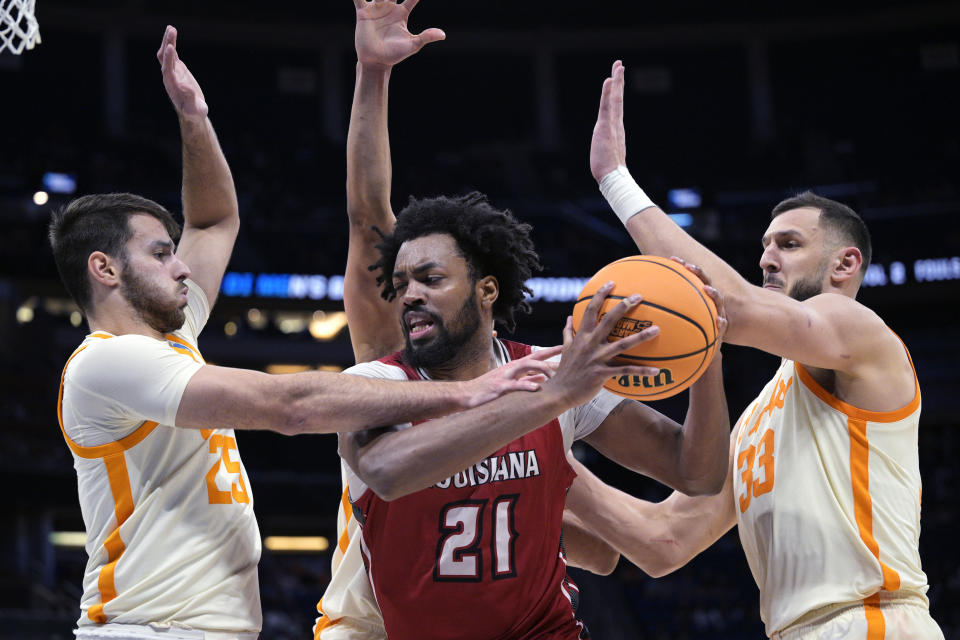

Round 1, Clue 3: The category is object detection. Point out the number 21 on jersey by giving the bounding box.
[435,495,518,582]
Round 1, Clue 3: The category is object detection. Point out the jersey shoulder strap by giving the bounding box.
[499,339,533,361]
[377,351,421,381]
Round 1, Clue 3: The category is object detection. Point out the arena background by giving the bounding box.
[1,1,958,637]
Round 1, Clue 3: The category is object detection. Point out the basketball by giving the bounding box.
[572,255,719,401]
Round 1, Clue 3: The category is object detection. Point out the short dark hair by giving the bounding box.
[49,193,181,312]
[771,191,872,273]
[372,192,542,333]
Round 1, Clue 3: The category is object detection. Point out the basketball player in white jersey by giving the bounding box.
[314,3,731,637]
[48,26,600,640]
[569,60,945,639]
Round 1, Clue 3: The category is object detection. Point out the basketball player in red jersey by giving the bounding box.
[571,61,944,638]
[313,3,732,639]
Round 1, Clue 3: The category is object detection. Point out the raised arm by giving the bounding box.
[157,26,239,310]
[176,347,558,435]
[344,0,445,362]
[565,431,739,578]
[340,285,663,501]
[589,61,903,385]
[581,266,730,496]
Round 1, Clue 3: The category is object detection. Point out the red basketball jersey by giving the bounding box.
[352,341,588,640]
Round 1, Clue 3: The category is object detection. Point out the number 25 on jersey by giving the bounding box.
[205,433,250,505]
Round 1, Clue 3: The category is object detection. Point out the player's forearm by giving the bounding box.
[282,371,489,434]
[565,466,687,578]
[602,171,756,336]
[675,352,729,495]
[347,63,392,224]
[622,206,749,306]
[345,385,572,501]
[178,367,483,435]
[179,116,239,231]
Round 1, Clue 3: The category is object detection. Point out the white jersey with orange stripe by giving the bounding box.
[312,465,386,640]
[59,279,261,635]
[733,344,935,637]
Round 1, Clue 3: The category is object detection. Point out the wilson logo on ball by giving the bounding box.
[614,370,675,389]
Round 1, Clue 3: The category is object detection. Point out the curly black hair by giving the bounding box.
[371,192,542,333]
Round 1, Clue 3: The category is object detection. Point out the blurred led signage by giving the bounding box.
[221,257,960,302]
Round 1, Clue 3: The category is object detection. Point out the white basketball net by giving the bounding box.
[0,0,41,55]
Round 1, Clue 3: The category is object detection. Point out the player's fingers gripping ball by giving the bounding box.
[572,255,719,400]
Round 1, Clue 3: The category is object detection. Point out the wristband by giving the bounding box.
[598,165,656,225]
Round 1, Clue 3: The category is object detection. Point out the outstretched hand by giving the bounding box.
[590,60,628,183]
[353,0,445,69]
[462,346,562,409]
[550,282,662,407]
[157,25,208,121]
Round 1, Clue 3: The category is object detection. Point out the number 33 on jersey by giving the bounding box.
[734,370,791,513]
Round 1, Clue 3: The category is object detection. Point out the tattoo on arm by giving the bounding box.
[607,399,630,419]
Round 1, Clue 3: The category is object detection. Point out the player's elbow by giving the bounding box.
[361,472,407,503]
[267,387,317,435]
[682,468,726,497]
[670,471,721,497]
[673,450,727,496]
[567,543,620,576]
[627,545,688,579]
[683,480,722,497]
[589,551,621,576]
[273,374,360,436]
[352,456,409,503]
[642,559,683,579]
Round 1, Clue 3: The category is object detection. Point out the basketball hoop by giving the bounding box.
[0,0,41,55]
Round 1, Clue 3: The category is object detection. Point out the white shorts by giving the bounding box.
[772,593,944,640]
[75,624,258,640]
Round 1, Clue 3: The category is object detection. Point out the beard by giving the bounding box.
[120,264,186,334]
[402,294,482,370]
[787,259,829,302]
[787,278,823,302]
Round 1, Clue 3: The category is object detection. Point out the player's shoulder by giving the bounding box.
[500,339,540,360]
[804,292,880,322]
[805,293,898,345]
[73,332,166,363]
[66,332,171,388]
[529,344,560,363]
[343,358,410,381]
[803,293,912,378]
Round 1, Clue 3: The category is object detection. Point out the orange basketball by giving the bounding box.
[571,255,719,401]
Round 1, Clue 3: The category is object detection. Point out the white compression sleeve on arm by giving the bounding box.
[598,165,656,225]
